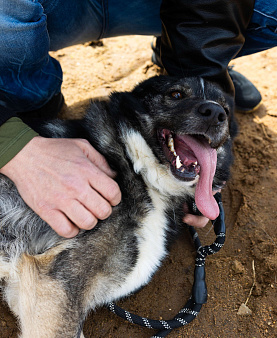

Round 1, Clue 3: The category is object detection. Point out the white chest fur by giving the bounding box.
[110,188,169,300]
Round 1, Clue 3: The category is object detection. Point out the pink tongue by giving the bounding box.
[179,136,219,220]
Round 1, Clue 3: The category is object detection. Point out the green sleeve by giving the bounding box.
[0,117,39,168]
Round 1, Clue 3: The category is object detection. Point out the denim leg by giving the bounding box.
[0,0,63,112]
[0,0,162,112]
[44,0,103,50]
[238,0,277,57]
[104,0,162,38]
[0,0,104,112]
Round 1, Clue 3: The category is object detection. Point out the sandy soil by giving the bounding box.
[0,36,276,338]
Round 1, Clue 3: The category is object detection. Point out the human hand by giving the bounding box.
[182,190,221,228]
[183,213,210,228]
[0,136,121,238]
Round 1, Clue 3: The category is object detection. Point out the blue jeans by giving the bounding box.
[238,1,277,57]
[0,0,276,112]
[0,0,162,112]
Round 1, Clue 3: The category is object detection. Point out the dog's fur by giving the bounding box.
[0,76,237,337]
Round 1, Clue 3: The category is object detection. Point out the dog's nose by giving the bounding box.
[197,102,227,124]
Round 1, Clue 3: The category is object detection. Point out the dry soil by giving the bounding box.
[0,36,277,338]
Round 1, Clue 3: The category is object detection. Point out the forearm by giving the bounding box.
[160,0,255,92]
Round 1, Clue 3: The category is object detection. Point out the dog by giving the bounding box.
[0,75,237,337]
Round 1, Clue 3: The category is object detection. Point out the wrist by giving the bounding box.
[0,117,38,170]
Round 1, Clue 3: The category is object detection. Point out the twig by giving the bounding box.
[205,222,214,236]
[261,227,277,246]
[245,260,256,306]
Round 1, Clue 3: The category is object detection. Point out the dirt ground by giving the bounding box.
[0,36,276,338]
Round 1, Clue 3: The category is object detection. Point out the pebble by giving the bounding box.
[232,260,245,274]
[237,303,252,316]
[0,320,6,327]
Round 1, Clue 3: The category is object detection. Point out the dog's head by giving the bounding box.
[114,76,237,219]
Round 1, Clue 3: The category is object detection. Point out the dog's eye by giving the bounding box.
[170,91,183,100]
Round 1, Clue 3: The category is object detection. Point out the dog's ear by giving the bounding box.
[109,91,155,137]
[131,75,168,101]
[110,91,147,120]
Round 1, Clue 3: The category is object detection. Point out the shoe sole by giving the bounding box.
[235,100,263,113]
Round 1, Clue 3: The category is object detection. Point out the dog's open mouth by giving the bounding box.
[164,132,201,181]
[158,129,219,220]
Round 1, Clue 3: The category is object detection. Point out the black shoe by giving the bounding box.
[228,67,262,112]
[151,37,262,112]
[17,92,65,122]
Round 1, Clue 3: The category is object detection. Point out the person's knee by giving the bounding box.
[0,0,45,23]
[0,1,49,69]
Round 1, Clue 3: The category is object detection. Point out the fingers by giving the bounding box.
[64,200,99,229]
[182,190,222,228]
[46,170,118,235]
[78,139,117,178]
[39,193,111,237]
[71,188,113,222]
[40,209,80,238]
[77,139,122,206]
[43,144,121,235]
[86,168,122,207]
[183,214,210,228]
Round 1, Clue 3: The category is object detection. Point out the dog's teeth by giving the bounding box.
[176,155,182,169]
[168,135,173,147]
[208,139,211,144]
[168,135,176,154]
[193,161,198,166]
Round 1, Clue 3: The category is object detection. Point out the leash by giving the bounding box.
[107,192,225,337]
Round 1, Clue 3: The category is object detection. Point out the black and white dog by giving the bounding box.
[0,76,237,337]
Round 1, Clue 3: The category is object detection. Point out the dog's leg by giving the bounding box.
[5,254,84,338]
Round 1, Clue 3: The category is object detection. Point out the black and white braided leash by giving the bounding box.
[107,192,225,337]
